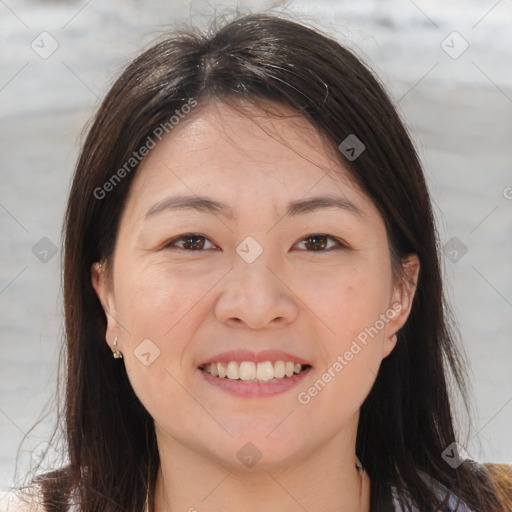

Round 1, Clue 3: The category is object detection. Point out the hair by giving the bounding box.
[17,11,504,512]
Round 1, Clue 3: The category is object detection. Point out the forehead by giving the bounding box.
[124,99,373,219]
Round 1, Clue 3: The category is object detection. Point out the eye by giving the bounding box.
[295,234,347,252]
[163,233,217,251]
[163,233,347,252]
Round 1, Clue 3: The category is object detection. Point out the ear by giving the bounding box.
[381,254,420,359]
[91,261,121,350]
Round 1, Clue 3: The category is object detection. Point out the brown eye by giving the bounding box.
[165,234,216,251]
[163,233,346,252]
[297,234,345,252]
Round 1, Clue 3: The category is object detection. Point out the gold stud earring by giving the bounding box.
[112,337,123,359]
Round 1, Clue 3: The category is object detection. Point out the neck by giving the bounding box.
[151,427,370,512]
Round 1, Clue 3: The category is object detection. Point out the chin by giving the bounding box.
[212,431,304,471]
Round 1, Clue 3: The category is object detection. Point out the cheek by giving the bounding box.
[315,261,391,342]
[118,264,209,340]
[116,270,198,416]
[304,261,392,404]
[112,267,193,389]
[114,263,222,393]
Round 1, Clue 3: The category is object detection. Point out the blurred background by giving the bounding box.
[1,0,511,490]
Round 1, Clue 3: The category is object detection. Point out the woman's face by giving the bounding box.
[92,100,418,471]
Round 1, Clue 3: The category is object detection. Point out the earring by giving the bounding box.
[112,337,123,359]
[97,262,103,274]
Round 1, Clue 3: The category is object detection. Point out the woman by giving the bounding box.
[3,12,507,512]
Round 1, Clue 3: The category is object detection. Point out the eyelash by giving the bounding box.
[163,233,348,252]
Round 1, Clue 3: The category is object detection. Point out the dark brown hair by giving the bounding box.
[19,12,504,512]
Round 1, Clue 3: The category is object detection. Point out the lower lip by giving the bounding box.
[199,366,313,397]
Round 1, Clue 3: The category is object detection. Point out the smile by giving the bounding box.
[198,360,313,397]
[199,360,310,381]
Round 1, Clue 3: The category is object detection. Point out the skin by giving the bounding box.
[92,99,419,512]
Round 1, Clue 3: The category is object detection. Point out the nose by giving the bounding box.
[214,252,299,330]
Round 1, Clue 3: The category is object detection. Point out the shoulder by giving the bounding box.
[0,487,45,512]
[483,463,512,510]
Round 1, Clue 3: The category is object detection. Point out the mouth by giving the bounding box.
[198,360,313,383]
[196,350,313,397]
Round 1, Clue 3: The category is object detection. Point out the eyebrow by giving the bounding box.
[144,194,366,221]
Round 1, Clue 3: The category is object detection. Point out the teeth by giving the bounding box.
[239,361,256,381]
[274,360,285,378]
[256,361,274,381]
[201,360,307,381]
[226,361,239,380]
[217,362,227,378]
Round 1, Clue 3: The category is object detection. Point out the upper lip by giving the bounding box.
[198,349,312,368]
